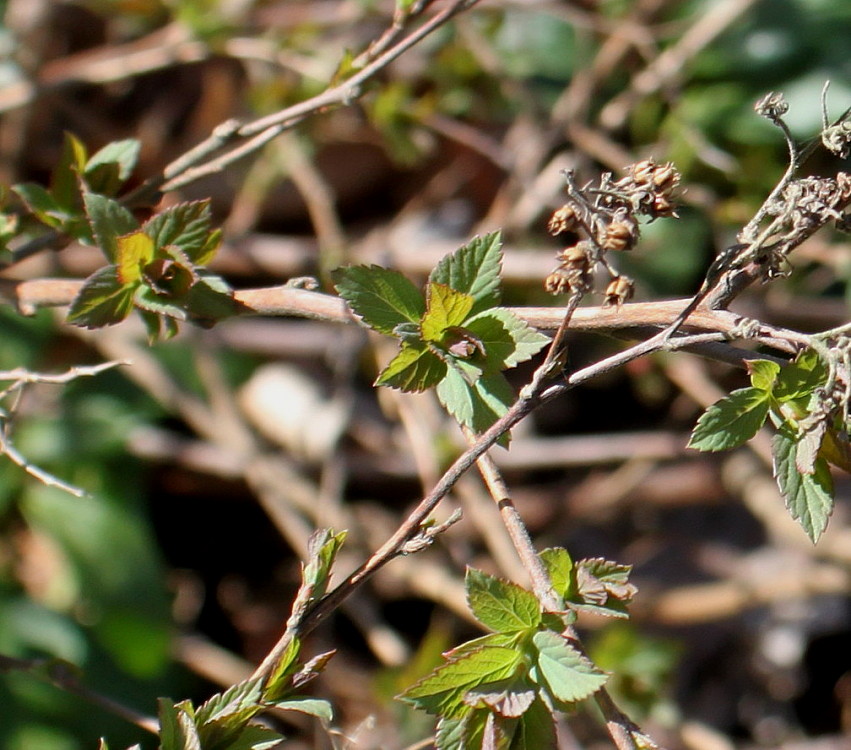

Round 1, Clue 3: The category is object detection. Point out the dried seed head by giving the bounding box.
[629,159,657,185]
[604,276,634,307]
[545,265,590,295]
[548,204,580,235]
[651,194,678,218]
[602,220,638,252]
[837,172,851,202]
[754,91,789,119]
[559,240,593,269]
[652,163,680,194]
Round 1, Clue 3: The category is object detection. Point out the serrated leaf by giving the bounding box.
[688,387,770,452]
[443,632,519,662]
[436,367,515,442]
[177,708,202,750]
[142,201,214,260]
[66,265,136,328]
[463,677,536,717]
[464,308,549,371]
[796,420,828,475]
[569,558,636,618]
[420,283,475,341]
[85,138,140,184]
[772,426,835,543]
[115,231,155,284]
[538,548,573,600]
[398,646,522,718]
[377,341,447,391]
[184,275,238,325]
[533,631,608,703]
[134,285,187,320]
[195,677,263,724]
[466,568,541,633]
[273,698,333,722]
[334,264,425,335]
[775,349,827,401]
[13,183,66,228]
[435,716,468,750]
[84,192,138,261]
[430,232,503,314]
[822,427,851,473]
[510,698,557,750]
[746,359,780,392]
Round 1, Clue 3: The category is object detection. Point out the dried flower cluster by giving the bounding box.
[545,160,681,305]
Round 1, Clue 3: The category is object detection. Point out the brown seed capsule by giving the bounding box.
[548,204,580,235]
[559,241,592,269]
[604,276,634,307]
[545,265,590,295]
[652,163,680,194]
[651,194,677,218]
[602,221,637,252]
[629,159,657,185]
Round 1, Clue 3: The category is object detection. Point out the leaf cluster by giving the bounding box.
[67,194,236,340]
[398,550,636,749]
[13,133,140,248]
[153,530,344,750]
[334,232,548,439]
[689,350,851,542]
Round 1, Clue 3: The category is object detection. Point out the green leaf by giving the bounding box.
[219,725,284,750]
[533,630,608,704]
[538,547,573,601]
[464,308,549,371]
[435,716,468,750]
[420,283,475,342]
[142,201,215,260]
[511,698,557,750]
[436,367,515,440]
[84,192,138,261]
[377,341,447,391]
[430,232,503,314]
[303,528,347,601]
[747,359,780,392]
[688,387,770,452]
[466,567,541,633]
[51,132,88,209]
[13,183,67,228]
[334,264,425,335]
[399,646,522,718]
[772,425,835,543]
[273,698,333,722]
[134,285,188,320]
[85,138,141,185]
[115,231,155,285]
[775,348,827,401]
[184,274,238,326]
[66,265,136,328]
[194,677,263,725]
[158,698,183,750]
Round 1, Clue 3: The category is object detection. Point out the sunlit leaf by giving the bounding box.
[688,387,770,451]
[420,283,475,342]
[143,201,215,260]
[115,231,155,285]
[464,308,548,371]
[66,265,135,328]
[84,192,138,262]
[533,630,608,703]
[377,342,446,391]
[399,646,522,718]
[430,232,503,314]
[466,567,541,633]
[334,265,425,335]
